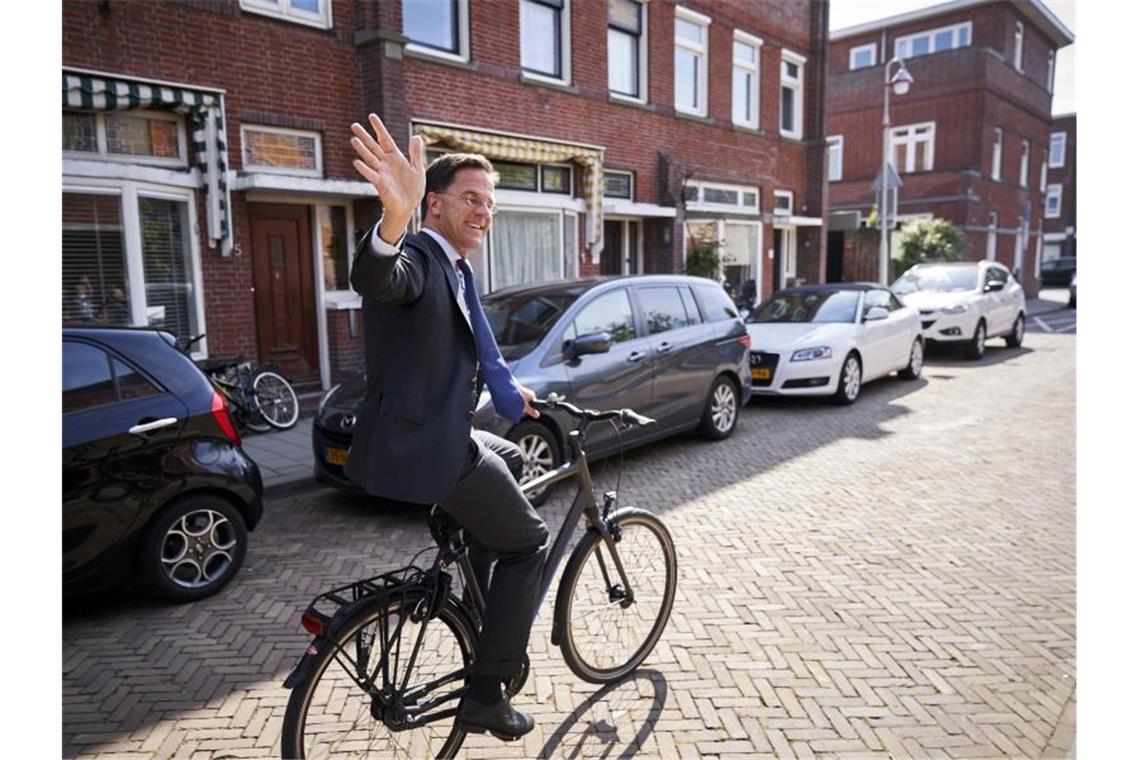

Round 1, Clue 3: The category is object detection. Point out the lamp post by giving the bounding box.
[879,57,914,284]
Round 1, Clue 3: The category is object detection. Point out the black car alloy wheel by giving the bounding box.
[138,495,248,602]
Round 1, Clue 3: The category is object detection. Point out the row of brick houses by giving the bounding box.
[61,0,1072,392]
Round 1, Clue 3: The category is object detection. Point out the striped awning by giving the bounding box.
[414,123,605,259]
[63,70,232,254]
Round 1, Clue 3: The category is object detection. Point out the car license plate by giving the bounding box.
[751,368,771,380]
[326,447,349,466]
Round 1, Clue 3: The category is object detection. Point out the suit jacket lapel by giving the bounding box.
[412,231,474,336]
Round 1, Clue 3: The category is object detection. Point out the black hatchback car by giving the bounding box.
[1040,256,1077,287]
[313,275,752,503]
[63,327,263,602]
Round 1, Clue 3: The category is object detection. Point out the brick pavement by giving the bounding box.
[63,330,1075,759]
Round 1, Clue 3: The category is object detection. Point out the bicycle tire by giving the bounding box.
[554,508,677,684]
[251,369,299,430]
[281,593,476,759]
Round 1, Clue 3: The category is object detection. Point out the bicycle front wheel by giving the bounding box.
[281,594,476,759]
[252,369,299,430]
[554,508,678,683]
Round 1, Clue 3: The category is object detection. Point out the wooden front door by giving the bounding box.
[249,204,319,387]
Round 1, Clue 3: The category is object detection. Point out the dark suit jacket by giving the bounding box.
[344,229,481,504]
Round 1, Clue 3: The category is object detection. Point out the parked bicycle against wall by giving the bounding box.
[180,333,300,432]
[279,395,678,758]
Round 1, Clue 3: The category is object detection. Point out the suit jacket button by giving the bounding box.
[466,410,475,420]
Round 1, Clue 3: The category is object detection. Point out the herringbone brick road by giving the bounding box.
[63,332,1075,759]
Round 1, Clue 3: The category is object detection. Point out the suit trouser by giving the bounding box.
[440,430,549,678]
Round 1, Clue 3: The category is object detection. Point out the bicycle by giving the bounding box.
[279,396,679,758]
[180,333,300,432]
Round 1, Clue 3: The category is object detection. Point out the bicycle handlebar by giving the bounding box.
[530,394,656,428]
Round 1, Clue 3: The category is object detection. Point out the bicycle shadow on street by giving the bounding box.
[536,669,668,759]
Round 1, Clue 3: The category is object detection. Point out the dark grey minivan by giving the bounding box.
[313,275,752,503]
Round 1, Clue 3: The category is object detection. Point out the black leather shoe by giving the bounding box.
[456,697,535,741]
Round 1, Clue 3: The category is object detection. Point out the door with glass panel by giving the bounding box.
[249,203,320,387]
[602,219,641,276]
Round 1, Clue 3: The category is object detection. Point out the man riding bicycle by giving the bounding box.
[344,114,547,741]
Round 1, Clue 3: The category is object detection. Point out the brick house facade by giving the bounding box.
[823,0,1072,296]
[1043,112,1075,261]
[62,0,828,392]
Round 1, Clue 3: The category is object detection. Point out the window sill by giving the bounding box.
[519,71,578,94]
[608,92,650,109]
[675,110,714,126]
[404,44,473,69]
[731,122,762,135]
[778,132,806,144]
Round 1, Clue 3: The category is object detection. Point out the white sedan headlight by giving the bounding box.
[940,304,969,314]
[790,346,832,362]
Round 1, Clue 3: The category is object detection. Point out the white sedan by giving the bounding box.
[745,284,924,405]
[891,261,1026,359]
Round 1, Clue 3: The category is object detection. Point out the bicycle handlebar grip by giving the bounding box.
[621,409,656,427]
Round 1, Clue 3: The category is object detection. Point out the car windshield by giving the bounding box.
[483,292,579,360]
[892,266,978,294]
[746,290,860,324]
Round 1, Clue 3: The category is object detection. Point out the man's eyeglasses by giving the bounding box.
[438,192,498,216]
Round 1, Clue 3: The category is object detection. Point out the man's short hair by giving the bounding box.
[423,153,497,215]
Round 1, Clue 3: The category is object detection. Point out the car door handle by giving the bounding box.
[656,341,673,353]
[627,350,646,363]
[129,417,179,436]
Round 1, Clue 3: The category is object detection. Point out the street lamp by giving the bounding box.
[879,57,914,284]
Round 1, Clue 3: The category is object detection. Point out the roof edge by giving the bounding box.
[831,0,1073,47]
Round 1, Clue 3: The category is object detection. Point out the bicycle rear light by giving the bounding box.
[301,611,326,637]
[211,389,242,446]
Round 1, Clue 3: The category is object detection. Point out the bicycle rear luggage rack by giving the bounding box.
[302,564,428,631]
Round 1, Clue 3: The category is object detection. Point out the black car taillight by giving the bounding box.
[211,389,241,446]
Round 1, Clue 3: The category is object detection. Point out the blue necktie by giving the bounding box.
[457,258,525,423]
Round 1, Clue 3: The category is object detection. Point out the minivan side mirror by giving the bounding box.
[570,331,612,357]
[983,279,1004,293]
[864,306,889,322]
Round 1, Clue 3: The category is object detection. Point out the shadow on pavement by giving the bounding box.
[923,343,1034,368]
[537,669,668,759]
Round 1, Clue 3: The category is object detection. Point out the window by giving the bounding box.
[241,125,322,176]
[490,210,565,290]
[603,170,634,200]
[608,0,646,100]
[1040,149,1048,192]
[773,190,793,216]
[684,180,760,213]
[63,342,161,413]
[991,127,1003,181]
[890,122,935,173]
[572,289,637,344]
[1045,184,1063,218]
[987,266,1009,286]
[319,206,349,291]
[1049,132,1067,167]
[541,165,572,194]
[780,51,805,139]
[638,287,696,334]
[1013,21,1024,72]
[895,22,971,59]
[63,111,187,167]
[674,7,710,116]
[520,0,571,83]
[404,0,469,62]
[826,136,844,182]
[862,289,893,319]
[732,31,762,129]
[1019,140,1030,187]
[849,43,876,70]
[63,187,204,352]
[693,283,738,322]
[240,0,331,29]
[1047,50,1056,93]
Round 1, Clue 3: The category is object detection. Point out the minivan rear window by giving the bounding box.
[693,284,738,323]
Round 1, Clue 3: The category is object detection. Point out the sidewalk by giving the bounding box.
[241,416,319,497]
[1029,287,1070,316]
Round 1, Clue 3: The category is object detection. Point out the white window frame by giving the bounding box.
[1019,139,1030,187]
[683,180,761,214]
[731,30,763,129]
[240,0,332,29]
[240,124,323,178]
[826,135,844,182]
[779,50,806,140]
[849,42,877,71]
[683,219,763,287]
[519,0,573,86]
[674,6,711,117]
[405,0,471,64]
[986,212,998,261]
[889,121,935,173]
[603,169,635,200]
[894,21,972,59]
[1013,21,1024,72]
[63,110,189,169]
[607,0,648,104]
[62,177,207,360]
[773,189,794,216]
[1047,50,1055,93]
[1045,184,1063,218]
[991,126,1003,181]
[1049,132,1067,168]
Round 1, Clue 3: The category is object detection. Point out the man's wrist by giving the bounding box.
[378,214,412,246]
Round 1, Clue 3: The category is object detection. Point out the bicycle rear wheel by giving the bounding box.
[281,594,476,759]
[252,369,299,430]
[554,508,678,683]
